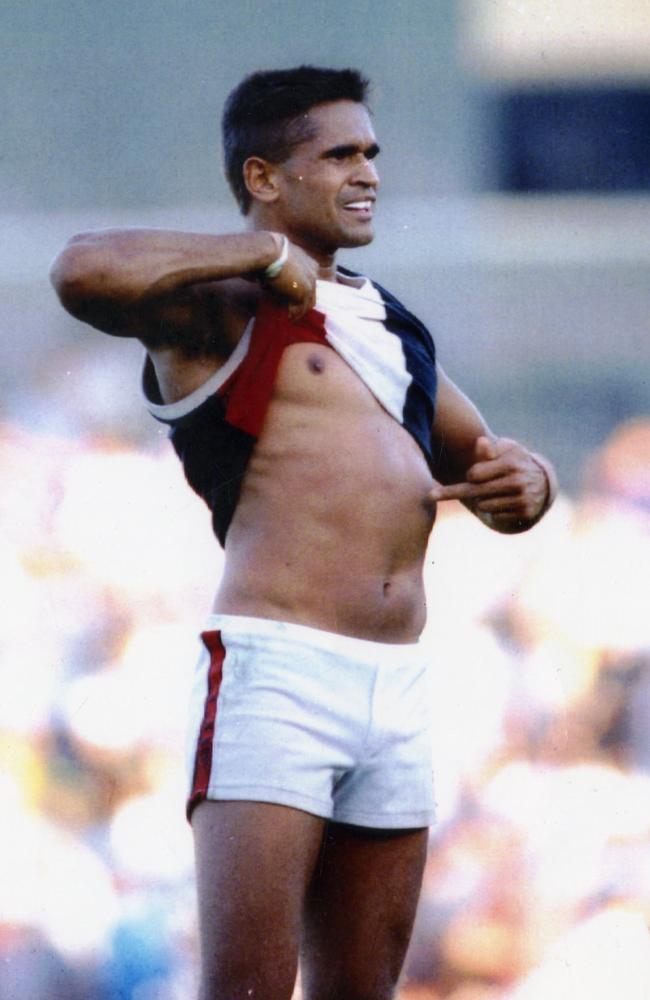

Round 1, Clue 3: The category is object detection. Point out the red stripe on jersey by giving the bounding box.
[223,297,329,438]
[187,630,226,820]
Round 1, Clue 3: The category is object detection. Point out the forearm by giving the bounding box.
[50,227,280,329]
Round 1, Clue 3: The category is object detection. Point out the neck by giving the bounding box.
[316,255,338,282]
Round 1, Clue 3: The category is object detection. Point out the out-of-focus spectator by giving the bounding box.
[402,421,650,996]
[3,417,650,998]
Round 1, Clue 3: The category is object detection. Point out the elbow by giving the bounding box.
[50,229,135,326]
[49,257,82,315]
[49,233,98,317]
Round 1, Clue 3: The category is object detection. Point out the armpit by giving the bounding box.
[143,319,253,412]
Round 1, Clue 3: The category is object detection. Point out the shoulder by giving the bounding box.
[338,267,434,339]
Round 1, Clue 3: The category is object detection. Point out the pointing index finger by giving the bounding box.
[428,480,485,503]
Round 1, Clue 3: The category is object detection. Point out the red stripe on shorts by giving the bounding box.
[187,630,226,820]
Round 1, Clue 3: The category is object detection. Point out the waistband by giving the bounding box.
[202,613,424,669]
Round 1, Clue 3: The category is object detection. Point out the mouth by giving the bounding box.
[342,198,375,217]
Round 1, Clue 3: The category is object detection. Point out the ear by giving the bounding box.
[243,156,280,205]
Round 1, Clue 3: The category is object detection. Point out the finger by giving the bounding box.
[471,435,522,469]
[467,456,512,484]
[428,476,521,503]
[304,285,317,311]
[473,498,524,514]
[427,481,486,503]
[288,303,308,321]
[475,493,545,519]
[474,435,498,462]
[289,303,314,321]
[489,512,531,531]
[467,439,523,483]
[287,293,316,321]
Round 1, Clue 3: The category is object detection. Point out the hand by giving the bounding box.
[261,237,319,321]
[427,436,551,530]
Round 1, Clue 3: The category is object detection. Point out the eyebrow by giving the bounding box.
[321,142,381,160]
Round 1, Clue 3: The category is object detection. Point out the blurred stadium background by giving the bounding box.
[2,2,649,997]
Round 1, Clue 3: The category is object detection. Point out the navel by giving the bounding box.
[307,353,326,374]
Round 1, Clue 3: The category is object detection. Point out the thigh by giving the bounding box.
[192,800,325,1000]
[301,822,429,1000]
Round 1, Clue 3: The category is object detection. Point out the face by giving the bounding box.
[272,100,380,256]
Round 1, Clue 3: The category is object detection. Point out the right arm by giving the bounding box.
[49,228,317,346]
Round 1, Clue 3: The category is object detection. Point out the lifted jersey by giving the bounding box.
[143,270,437,546]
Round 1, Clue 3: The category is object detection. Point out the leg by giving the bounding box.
[192,800,326,1000]
[301,822,429,1000]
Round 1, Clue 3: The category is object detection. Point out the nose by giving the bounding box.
[353,155,379,188]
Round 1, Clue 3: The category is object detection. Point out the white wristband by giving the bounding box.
[263,234,289,280]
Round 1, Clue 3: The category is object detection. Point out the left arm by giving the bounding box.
[429,364,557,533]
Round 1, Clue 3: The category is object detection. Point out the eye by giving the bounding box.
[322,143,380,164]
[327,147,356,161]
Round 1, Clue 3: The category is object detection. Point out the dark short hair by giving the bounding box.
[222,65,370,214]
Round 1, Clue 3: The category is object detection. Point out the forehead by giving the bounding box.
[297,100,376,153]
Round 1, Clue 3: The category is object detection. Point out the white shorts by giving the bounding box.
[186,614,436,829]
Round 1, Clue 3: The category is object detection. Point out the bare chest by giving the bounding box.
[272,340,384,415]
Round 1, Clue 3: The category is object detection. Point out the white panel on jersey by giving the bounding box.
[316,276,411,425]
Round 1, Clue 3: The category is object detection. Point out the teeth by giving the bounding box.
[345,201,371,209]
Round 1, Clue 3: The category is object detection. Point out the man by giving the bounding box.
[51,66,556,1000]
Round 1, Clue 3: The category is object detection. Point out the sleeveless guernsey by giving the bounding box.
[143,270,437,546]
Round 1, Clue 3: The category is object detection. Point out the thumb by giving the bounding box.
[474,435,498,462]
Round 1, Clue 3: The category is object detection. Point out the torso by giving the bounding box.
[149,280,437,644]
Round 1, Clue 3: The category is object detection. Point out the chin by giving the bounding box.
[337,226,375,249]
[308,222,375,255]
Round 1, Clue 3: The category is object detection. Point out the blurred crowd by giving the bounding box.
[2,414,649,999]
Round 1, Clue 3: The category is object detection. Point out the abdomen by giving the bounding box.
[214,343,437,643]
